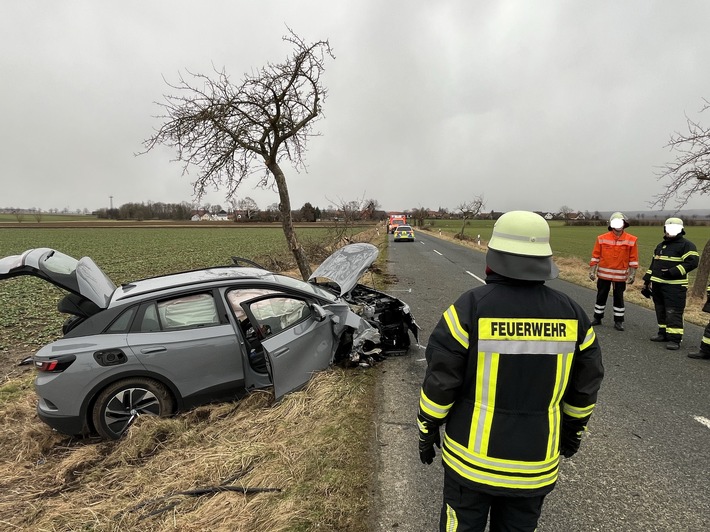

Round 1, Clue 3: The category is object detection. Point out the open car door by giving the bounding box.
[240,294,337,400]
[0,248,115,309]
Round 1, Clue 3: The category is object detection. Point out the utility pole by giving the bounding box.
[109,195,113,219]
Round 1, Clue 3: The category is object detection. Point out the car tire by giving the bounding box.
[91,378,174,440]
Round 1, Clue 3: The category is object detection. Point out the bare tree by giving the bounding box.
[237,197,260,220]
[411,207,429,228]
[654,100,710,299]
[142,28,334,280]
[455,196,485,239]
[559,205,573,220]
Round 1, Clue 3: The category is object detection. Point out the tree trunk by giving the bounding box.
[459,218,467,239]
[268,161,312,280]
[691,238,710,299]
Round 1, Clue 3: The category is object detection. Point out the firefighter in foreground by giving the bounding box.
[417,211,604,532]
[588,212,639,331]
[642,217,699,351]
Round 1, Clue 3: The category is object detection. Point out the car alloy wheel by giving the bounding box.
[92,378,174,440]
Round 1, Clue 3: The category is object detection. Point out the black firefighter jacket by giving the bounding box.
[418,273,604,496]
[642,234,699,287]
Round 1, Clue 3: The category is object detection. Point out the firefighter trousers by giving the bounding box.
[593,279,626,322]
[651,283,687,343]
[699,319,710,354]
[440,471,546,532]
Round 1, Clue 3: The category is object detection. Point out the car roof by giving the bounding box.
[112,266,274,303]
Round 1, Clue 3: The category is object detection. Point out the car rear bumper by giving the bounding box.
[37,405,87,436]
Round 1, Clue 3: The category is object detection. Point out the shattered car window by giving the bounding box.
[272,274,338,301]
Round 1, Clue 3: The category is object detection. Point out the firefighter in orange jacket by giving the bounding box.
[588,212,639,331]
[417,211,604,532]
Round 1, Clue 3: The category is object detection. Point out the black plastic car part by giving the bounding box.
[93,349,128,367]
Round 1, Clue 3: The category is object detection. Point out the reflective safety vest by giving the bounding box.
[419,274,604,496]
[642,235,699,286]
[589,230,639,282]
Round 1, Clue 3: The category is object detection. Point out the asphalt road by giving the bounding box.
[369,230,710,532]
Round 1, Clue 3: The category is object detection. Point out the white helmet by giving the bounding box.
[486,211,559,281]
[664,217,684,237]
[608,211,628,230]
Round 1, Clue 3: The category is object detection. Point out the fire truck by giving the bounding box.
[387,214,407,233]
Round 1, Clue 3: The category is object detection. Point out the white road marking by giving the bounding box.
[694,415,710,429]
[466,270,486,284]
[433,250,443,256]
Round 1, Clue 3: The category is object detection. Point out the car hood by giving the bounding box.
[0,248,116,309]
[308,243,379,297]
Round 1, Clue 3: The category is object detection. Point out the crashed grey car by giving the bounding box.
[0,243,418,439]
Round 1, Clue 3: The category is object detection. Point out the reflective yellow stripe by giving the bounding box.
[580,327,596,351]
[468,352,499,454]
[666,327,684,335]
[445,504,458,532]
[445,434,560,472]
[650,276,689,285]
[547,353,573,459]
[444,305,469,349]
[442,448,559,490]
[420,388,453,420]
[563,402,595,418]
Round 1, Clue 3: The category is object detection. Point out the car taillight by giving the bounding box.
[34,354,76,372]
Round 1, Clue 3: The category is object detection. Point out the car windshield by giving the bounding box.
[272,274,338,301]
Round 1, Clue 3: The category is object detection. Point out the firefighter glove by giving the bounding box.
[588,265,598,282]
[641,285,652,299]
[626,268,636,285]
[702,295,710,314]
[560,425,583,458]
[418,414,441,465]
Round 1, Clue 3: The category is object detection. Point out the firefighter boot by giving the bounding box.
[666,341,680,351]
[614,322,624,331]
[687,349,710,360]
[650,333,667,342]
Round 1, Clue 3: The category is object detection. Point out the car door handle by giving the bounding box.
[140,346,167,354]
[270,347,289,358]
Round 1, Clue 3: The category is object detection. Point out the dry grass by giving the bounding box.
[0,369,376,531]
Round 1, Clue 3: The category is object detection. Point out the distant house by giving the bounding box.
[190,214,201,222]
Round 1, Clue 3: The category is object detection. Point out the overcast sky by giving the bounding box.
[3,1,710,215]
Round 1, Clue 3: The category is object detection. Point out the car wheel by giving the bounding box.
[92,378,174,440]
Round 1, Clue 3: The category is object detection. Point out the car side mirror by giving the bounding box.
[311,304,328,322]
